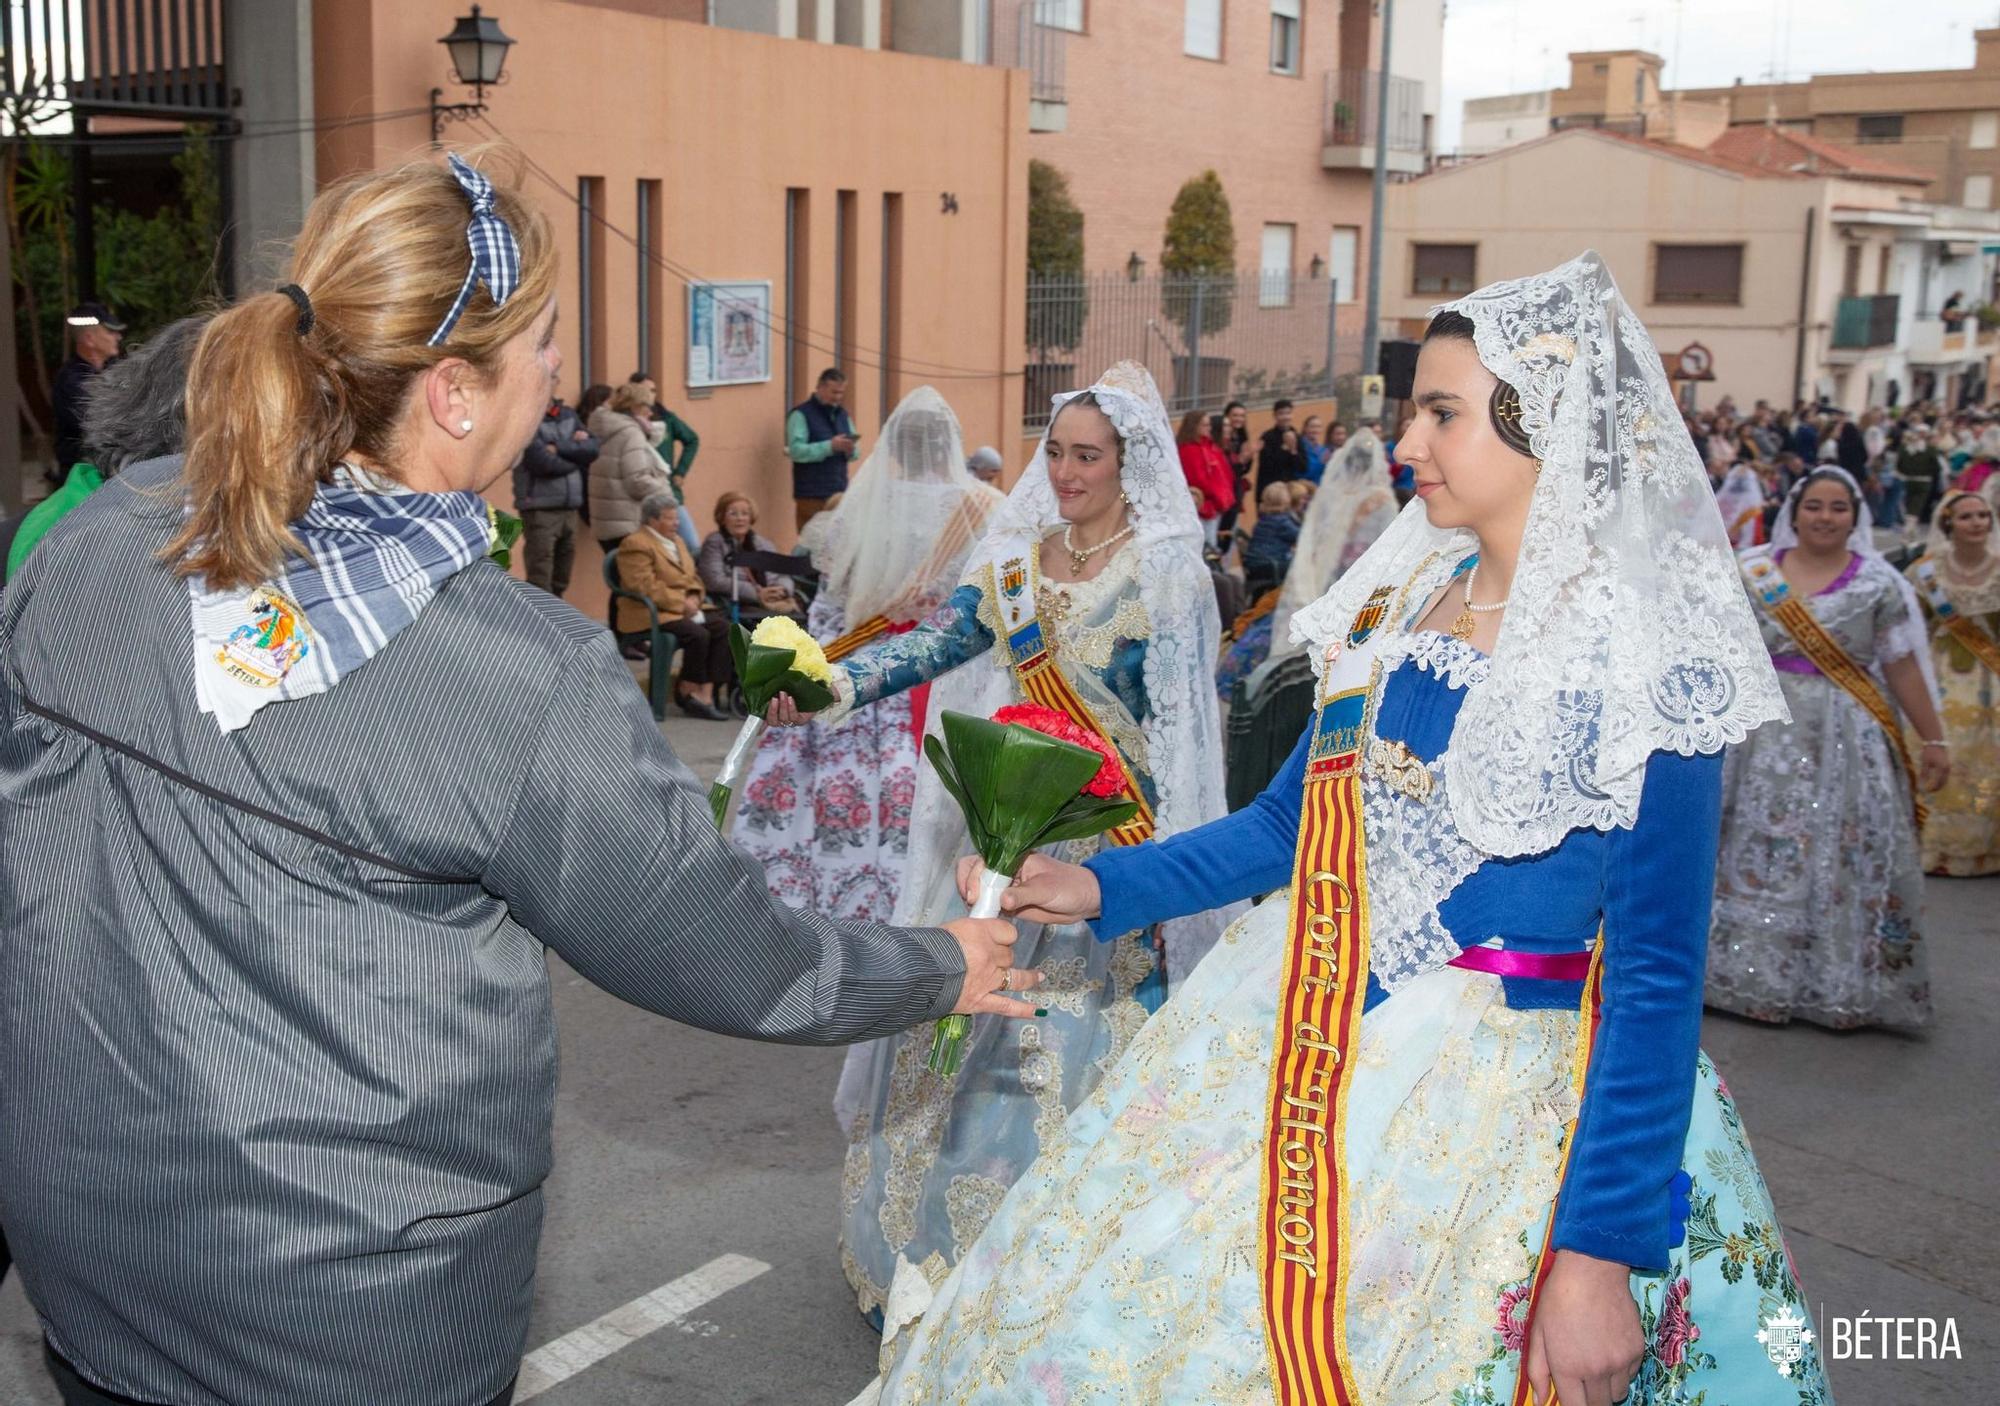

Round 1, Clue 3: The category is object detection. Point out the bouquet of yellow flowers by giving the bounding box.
[709,616,835,828]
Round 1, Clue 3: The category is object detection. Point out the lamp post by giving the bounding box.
[430,6,517,143]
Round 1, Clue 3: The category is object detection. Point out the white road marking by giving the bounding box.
[513,1252,773,1400]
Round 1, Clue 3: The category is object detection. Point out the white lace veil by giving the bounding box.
[1269,428,1396,654]
[894,361,1235,978]
[811,385,1005,624]
[1767,465,1938,708]
[1292,250,1789,858]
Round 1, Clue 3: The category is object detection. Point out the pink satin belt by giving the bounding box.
[1447,945,1594,982]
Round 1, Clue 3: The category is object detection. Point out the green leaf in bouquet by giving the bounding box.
[921,734,990,857]
[487,508,525,568]
[934,711,1106,875]
[1028,793,1142,850]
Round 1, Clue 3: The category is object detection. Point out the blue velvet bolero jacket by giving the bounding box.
[1084,646,1723,1274]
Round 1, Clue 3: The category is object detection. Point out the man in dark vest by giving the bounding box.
[50,300,126,486]
[785,366,859,532]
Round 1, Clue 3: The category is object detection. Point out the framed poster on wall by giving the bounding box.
[686,280,773,388]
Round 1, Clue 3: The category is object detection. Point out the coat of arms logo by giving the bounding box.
[1756,1304,1815,1378]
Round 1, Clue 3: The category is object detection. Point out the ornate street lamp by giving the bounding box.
[1126,251,1145,282]
[430,6,517,142]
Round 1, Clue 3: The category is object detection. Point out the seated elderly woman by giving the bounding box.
[696,490,803,628]
[618,491,736,720]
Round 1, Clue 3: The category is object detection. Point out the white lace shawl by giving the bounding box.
[895,361,1236,978]
[1292,251,1790,859]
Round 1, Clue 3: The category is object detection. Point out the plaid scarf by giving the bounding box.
[189,464,495,733]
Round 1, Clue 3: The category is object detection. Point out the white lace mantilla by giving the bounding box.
[1293,251,1789,858]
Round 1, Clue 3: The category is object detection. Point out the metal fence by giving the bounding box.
[1022,270,1363,428]
[2,0,230,119]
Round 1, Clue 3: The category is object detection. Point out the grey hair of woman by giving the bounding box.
[639,491,680,527]
[81,314,210,476]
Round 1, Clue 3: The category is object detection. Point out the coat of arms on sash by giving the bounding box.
[1347,584,1392,647]
[1000,557,1028,600]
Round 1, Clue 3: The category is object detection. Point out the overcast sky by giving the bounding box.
[1439,0,2000,150]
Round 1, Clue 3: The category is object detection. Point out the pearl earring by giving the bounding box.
[1119,489,1131,505]
[460,419,474,433]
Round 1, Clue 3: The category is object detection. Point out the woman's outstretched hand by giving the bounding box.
[954,854,1103,927]
[941,917,1046,1017]
[1522,1250,1643,1406]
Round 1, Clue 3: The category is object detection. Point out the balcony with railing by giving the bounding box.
[1322,70,1426,175]
[1829,294,1901,353]
[990,0,1067,132]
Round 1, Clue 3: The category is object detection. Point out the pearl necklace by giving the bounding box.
[1448,560,1509,641]
[1062,519,1135,571]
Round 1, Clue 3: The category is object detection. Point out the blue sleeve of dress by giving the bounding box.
[1084,718,1309,938]
[1551,747,1723,1272]
[841,582,995,708]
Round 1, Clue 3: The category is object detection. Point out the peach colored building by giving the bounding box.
[1382,126,2000,413]
[312,0,1029,559]
[1673,29,2000,211]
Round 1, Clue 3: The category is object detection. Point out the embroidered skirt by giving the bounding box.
[862,894,1832,1405]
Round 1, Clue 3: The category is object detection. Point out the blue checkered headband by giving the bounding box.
[427,153,522,347]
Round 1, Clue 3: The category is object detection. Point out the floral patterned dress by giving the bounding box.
[1906,551,2000,876]
[729,594,918,924]
[1708,550,1933,1030]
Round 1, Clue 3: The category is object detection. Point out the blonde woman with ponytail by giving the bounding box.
[0,149,1026,1406]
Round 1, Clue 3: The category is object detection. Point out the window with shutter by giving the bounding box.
[1261,224,1296,307]
[1411,243,1476,295]
[1652,244,1744,305]
[1185,0,1223,60]
[1269,0,1300,75]
[1330,227,1359,305]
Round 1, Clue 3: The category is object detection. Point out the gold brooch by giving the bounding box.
[1365,737,1434,802]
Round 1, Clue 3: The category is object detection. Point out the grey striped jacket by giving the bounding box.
[0,457,966,1405]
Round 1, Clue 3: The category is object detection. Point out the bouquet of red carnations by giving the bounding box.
[922,703,1138,1076]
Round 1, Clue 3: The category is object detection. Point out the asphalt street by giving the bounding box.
[1,708,1992,1405]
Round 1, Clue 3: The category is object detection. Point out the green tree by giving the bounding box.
[1159,169,1237,341]
[1026,158,1086,359]
[95,127,222,340]
[6,139,79,429]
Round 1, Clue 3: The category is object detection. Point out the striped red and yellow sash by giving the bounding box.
[823,614,894,663]
[1261,582,1393,1406]
[1008,648,1155,848]
[1506,943,1606,1406]
[1743,553,1925,824]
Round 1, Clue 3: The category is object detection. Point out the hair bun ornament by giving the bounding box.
[1490,380,1534,458]
[277,283,314,337]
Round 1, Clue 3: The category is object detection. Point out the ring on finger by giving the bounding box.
[998,969,1013,992]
